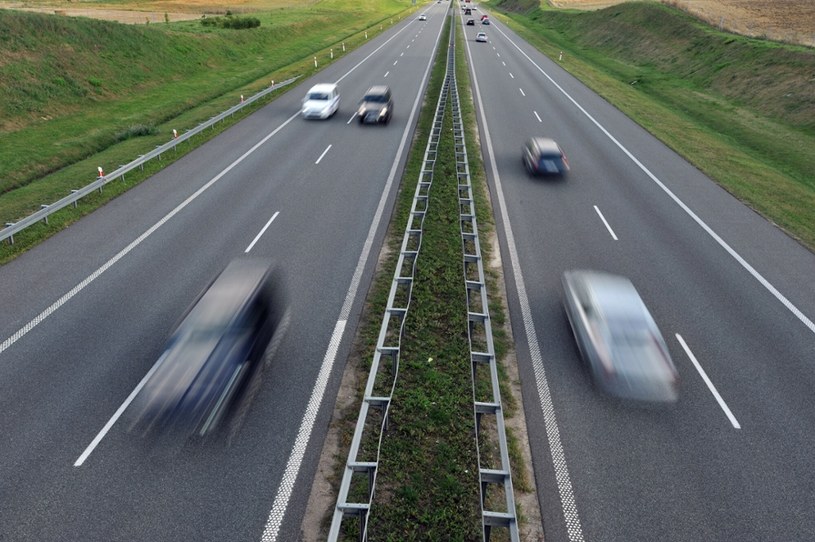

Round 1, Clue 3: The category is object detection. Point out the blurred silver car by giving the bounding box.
[129,259,284,436]
[562,270,679,403]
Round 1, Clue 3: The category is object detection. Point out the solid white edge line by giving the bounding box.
[461,14,585,542]
[259,14,447,541]
[676,334,741,429]
[315,144,332,164]
[593,205,618,241]
[534,111,542,123]
[67,17,421,468]
[493,23,815,337]
[245,211,280,253]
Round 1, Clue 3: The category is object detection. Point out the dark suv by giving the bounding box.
[357,85,393,125]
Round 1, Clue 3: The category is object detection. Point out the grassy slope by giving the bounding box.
[489,0,815,249]
[0,0,410,211]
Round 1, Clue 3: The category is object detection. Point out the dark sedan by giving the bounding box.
[357,85,393,125]
[129,259,284,436]
[562,270,679,403]
[522,137,570,176]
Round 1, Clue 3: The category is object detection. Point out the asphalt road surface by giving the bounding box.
[462,7,815,542]
[0,4,449,541]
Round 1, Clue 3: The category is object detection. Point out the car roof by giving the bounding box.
[528,137,562,154]
[308,83,337,94]
[365,85,390,95]
[567,270,647,321]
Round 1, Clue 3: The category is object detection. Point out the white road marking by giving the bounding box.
[315,144,332,164]
[519,88,526,96]
[593,205,618,241]
[502,61,506,66]
[384,71,390,78]
[400,52,404,57]
[493,24,815,337]
[260,17,447,541]
[509,72,514,79]
[393,60,398,66]
[534,111,542,122]
[407,44,410,48]
[676,334,741,429]
[245,211,280,253]
[347,113,357,124]
[462,20,585,542]
[65,20,421,468]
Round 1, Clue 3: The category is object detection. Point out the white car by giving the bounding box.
[418,13,427,21]
[302,83,340,119]
[475,32,487,42]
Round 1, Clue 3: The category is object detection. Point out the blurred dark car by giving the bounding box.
[129,259,284,436]
[358,85,393,125]
[481,18,490,25]
[522,137,570,176]
[466,18,475,25]
[561,270,679,403]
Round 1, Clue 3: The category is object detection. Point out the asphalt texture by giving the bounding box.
[461,7,815,542]
[0,4,449,541]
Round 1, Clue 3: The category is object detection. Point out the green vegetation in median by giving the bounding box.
[0,0,414,261]
[488,0,815,250]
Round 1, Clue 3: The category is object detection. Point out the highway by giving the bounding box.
[0,4,449,541]
[462,6,815,542]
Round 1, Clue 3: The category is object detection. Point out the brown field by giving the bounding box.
[549,0,815,47]
[0,0,310,23]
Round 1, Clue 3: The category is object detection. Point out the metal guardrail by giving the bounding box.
[327,20,455,542]
[1,76,299,245]
[450,17,520,539]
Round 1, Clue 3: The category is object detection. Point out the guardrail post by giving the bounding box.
[40,205,50,225]
[5,223,14,245]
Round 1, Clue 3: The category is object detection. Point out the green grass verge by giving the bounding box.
[486,0,815,250]
[0,1,416,262]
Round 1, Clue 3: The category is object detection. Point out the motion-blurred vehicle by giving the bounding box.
[481,14,488,21]
[561,270,679,403]
[466,18,475,25]
[522,137,570,176]
[301,83,340,119]
[129,259,285,436]
[475,31,487,42]
[418,13,427,21]
[357,85,393,125]
[464,8,472,15]
[482,18,490,25]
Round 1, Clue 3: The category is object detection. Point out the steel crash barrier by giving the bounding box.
[1,76,299,246]
[329,14,519,542]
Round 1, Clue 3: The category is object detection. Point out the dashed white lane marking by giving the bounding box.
[315,144,332,164]
[676,334,741,429]
[259,16,447,541]
[400,52,404,57]
[593,205,618,241]
[519,88,526,96]
[509,72,514,79]
[245,211,280,253]
[502,60,506,66]
[384,71,390,78]
[347,113,357,124]
[493,23,815,337]
[393,60,398,66]
[0,111,301,360]
[463,23,586,542]
[534,111,542,122]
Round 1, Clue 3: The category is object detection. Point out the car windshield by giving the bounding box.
[364,94,388,103]
[308,92,329,101]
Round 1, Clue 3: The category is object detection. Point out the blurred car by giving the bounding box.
[482,18,490,25]
[466,18,475,25]
[357,85,393,125]
[464,8,472,15]
[129,259,284,436]
[561,270,679,403]
[418,13,427,21]
[522,137,570,176]
[475,32,487,42]
[301,83,340,119]
[481,14,489,20]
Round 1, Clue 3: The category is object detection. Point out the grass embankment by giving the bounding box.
[332,15,530,541]
[489,0,815,249]
[0,0,412,261]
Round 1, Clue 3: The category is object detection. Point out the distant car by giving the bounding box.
[464,8,472,15]
[418,13,427,21]
[301,83,340,119]
[129,259,285,436]
[482,18,490,25]
[522,137,570,176]
[475,32,487,42]
[562,270,679,403]
[481,14,488,20]
[466,18,475,26]
[358,85,393,125]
